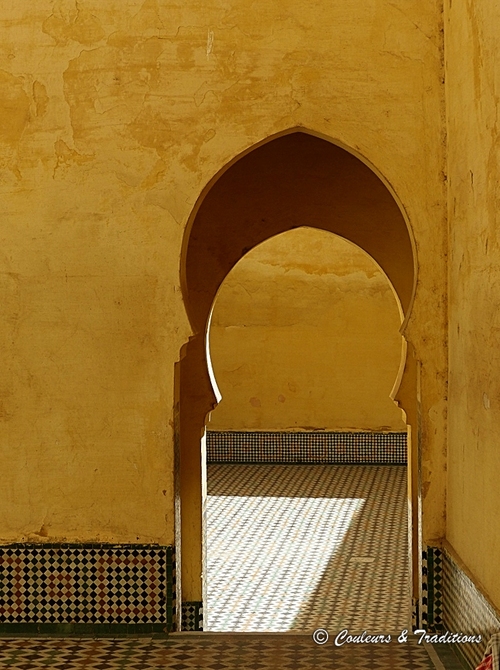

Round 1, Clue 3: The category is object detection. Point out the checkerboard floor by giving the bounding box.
[206,464,410,633]
[0,634,442,669]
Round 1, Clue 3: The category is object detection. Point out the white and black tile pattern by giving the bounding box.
[422,546,443,632]
[205,464,410,633]
[0,544,174,630]
[206,431,407,464]
[181,602,203,631]
[441,548,500,670]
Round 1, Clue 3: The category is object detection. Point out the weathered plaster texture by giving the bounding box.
[209,228,406,432]
[0,0,446,554]
[445,0,500,610]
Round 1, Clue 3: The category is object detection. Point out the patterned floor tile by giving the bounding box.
[206,464,410,633]
[0,635,440,669]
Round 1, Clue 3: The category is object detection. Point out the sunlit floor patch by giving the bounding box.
[205,464,409,633]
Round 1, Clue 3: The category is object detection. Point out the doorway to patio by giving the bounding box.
[177,129,418,633]
[203,227,409,632]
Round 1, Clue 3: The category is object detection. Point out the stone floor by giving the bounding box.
[206,464,409,633]
[0,464,470,669]
[0,633,468,669]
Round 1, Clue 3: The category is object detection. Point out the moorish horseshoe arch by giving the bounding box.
[176,128,419,629]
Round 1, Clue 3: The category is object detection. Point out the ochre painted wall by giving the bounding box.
[445,0,500,610]
[208,228,406,432]
[0,0,446,564]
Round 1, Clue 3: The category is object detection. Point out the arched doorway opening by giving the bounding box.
[206,228,406,435]
[177,129,417,631]
[203,227,409,632]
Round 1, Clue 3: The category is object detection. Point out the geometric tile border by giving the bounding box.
[206,431,407,464]
[441,546,500,670]
[182,601,203,631]
[421,545,443,632]
[412,597,419,632]
[0,544,174,635]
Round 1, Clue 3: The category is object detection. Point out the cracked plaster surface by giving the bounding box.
[0,0,447,543]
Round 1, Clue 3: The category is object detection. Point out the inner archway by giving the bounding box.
[177,129,417,632]
[204,227,409,632]
[207,227,406,434]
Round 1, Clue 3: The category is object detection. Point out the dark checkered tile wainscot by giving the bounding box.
[0,544,174,635]
[206,431,407,464]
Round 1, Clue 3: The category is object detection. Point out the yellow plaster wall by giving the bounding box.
[445,0,500,609]
[208,228,406,432]
[0,0,446,545]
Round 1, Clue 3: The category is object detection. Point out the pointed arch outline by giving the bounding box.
[175,126,420,614]
[180,125,417,340]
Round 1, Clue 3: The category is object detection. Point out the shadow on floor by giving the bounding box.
[206,464,409,634]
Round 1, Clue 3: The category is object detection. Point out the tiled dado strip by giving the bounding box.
[181,601,203,631]
[442,546,500,669]
[424,545,500,670]
[0,544,175,636]
[421,546,443,632]
[206,431,407,464]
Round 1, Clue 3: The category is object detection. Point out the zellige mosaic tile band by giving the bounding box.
[412,598,419,632]
[182,601,203,631]
[421,549,428,630]
[206,431,407,464]
[441,547,500,670]
[0,544,174,632]
[421,546,443,632]
[430,547,443,630]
